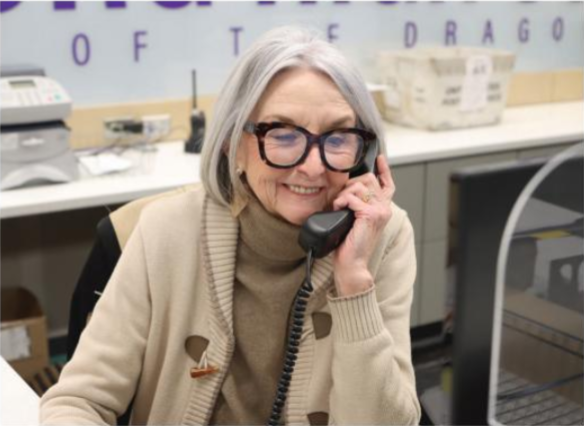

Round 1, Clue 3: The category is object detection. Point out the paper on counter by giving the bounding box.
[77,153,134,176]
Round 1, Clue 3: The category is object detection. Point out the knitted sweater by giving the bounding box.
[40,183,421,425]
[211,195,308,424]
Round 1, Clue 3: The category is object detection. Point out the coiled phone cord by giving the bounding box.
[267,249,315,426]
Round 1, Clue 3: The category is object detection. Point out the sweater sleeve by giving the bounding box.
[40,222,152,425]
[327,214,421,425]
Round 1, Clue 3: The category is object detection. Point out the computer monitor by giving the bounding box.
[446,144,583,425]
[488,145,583,426]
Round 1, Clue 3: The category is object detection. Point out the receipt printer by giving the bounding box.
[1,65,79,190]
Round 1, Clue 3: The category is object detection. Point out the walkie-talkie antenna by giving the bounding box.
[192,70,197,109]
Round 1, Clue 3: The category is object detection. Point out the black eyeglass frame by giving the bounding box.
[243,121,377,173]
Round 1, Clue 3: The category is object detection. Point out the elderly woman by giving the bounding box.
[41,26,420,425]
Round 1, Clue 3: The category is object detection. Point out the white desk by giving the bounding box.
[1,101,582,220]
[1,357,39,426]
[1,142,200,220]
[384,101,583,165]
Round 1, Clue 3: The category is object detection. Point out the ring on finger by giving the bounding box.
[361,190,375,204]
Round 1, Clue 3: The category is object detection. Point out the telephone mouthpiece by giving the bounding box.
[298,209,355,258]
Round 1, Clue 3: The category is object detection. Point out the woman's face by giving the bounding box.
[237,67,356,226]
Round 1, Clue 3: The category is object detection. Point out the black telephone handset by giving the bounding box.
[298,140,379,258]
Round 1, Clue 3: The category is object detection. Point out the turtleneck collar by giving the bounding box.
[236,193,307,263]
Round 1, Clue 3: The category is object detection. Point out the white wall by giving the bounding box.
[1,1,583,105]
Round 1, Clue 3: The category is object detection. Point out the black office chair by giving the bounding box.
[67,185,196,425]
[67,214,121,360]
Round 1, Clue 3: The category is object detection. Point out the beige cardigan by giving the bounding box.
[40,184,421,425]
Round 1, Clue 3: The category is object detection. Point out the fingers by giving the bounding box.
[347,155,392,190]
[348,171,379,191]
[334,155,396,212]
[342,156,393,200]
[376,155,392,190]
[333,181,369,210]
[375,155,396,200]
[333,188,392,231]
[333,191,369,213]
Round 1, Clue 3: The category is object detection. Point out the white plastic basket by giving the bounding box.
[377,47,516,131]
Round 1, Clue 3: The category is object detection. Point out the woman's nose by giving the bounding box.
[297,145,326,177]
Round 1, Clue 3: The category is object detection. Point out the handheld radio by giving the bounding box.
[184,70,206,154]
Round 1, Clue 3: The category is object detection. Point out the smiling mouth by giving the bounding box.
[285,184,322,195]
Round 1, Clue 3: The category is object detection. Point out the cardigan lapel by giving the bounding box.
[308,255,335,305]
[201,196,239,336]
[183,196,239,425]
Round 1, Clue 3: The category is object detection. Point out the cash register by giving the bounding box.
[0,65,79,190]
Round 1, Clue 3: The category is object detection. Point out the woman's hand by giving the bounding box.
[331,155,396,296]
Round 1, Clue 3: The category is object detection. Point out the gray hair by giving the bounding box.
[200,25,386,207]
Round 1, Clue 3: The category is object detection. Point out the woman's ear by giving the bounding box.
[230,139,250,217]
[235,140,247,174]
[222,141,243,174]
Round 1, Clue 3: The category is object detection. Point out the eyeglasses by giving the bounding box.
[243,121,377,173]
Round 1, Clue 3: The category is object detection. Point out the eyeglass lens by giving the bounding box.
[264,127,363,170]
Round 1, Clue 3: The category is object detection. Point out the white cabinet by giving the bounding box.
[419,240,449,325]
[391,165,424,327]
[392,164,425,243]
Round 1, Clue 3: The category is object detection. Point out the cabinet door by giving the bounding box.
[391,164,425,243]
[424,152,516,243]
[419,240,449,325]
